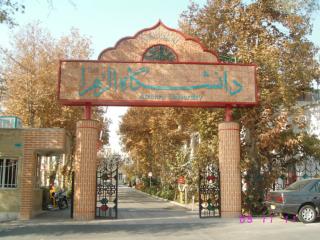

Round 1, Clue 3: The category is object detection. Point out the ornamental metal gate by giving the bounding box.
[96,161,118,219]
[199,164,221,218]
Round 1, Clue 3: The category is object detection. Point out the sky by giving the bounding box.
[0,0,319,153]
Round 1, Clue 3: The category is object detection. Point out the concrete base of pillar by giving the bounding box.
[218,121,241,218]
[221,211,241,218]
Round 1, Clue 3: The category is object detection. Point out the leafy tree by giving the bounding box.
[98,149,123,170]
[0,0,25,27]
[2,23,91,128]
[1,23,109,181]
[120,0,320,213]
[119,107,195,190]
[180,0,320,214]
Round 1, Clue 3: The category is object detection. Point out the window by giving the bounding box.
[143,44,177,62]
[0,158,18,188]
[285,179,313,191]
[310,181,320,193]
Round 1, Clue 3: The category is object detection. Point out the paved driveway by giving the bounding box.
[118,186,196,220]
[1,186,320,240]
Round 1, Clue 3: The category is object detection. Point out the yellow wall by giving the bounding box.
[0,129,23,157]
[0,189,20,212]
[0,129,23,214]
[0,189,43,215]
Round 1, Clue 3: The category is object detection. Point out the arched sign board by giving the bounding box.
[58,21,257,107]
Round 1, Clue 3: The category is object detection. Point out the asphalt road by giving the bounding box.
[1,186,320,240]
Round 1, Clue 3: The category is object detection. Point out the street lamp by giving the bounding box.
[148,172,152,188]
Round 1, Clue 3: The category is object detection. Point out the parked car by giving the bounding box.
[265,178,320,223]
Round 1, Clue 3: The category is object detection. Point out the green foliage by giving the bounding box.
[300,134,320,159]
[158,185,175,200]
[139,178,176,201]
[66,189,73,200]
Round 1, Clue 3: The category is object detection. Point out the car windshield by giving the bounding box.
[286,179,313,191]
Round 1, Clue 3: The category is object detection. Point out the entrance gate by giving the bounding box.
[58,21,257,220]
[96,161,118,219]
[199,164,221,218]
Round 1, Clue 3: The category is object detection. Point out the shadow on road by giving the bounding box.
[0,186,222,238]
[0,218,226,238]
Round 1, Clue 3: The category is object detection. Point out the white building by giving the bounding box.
[275,87,320,189]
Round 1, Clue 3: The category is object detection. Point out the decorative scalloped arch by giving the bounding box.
[98,21,219,63]
[142,44,178,62]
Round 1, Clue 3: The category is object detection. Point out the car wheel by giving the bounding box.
[298,205,316,223]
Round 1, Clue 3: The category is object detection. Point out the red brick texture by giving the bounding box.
[218,122,241,218]
[20,129,66,220]
[73,120,99,221]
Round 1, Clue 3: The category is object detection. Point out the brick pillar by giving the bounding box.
[74,120,99,221]
[218,122,241,218]
[20,140,36,220]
